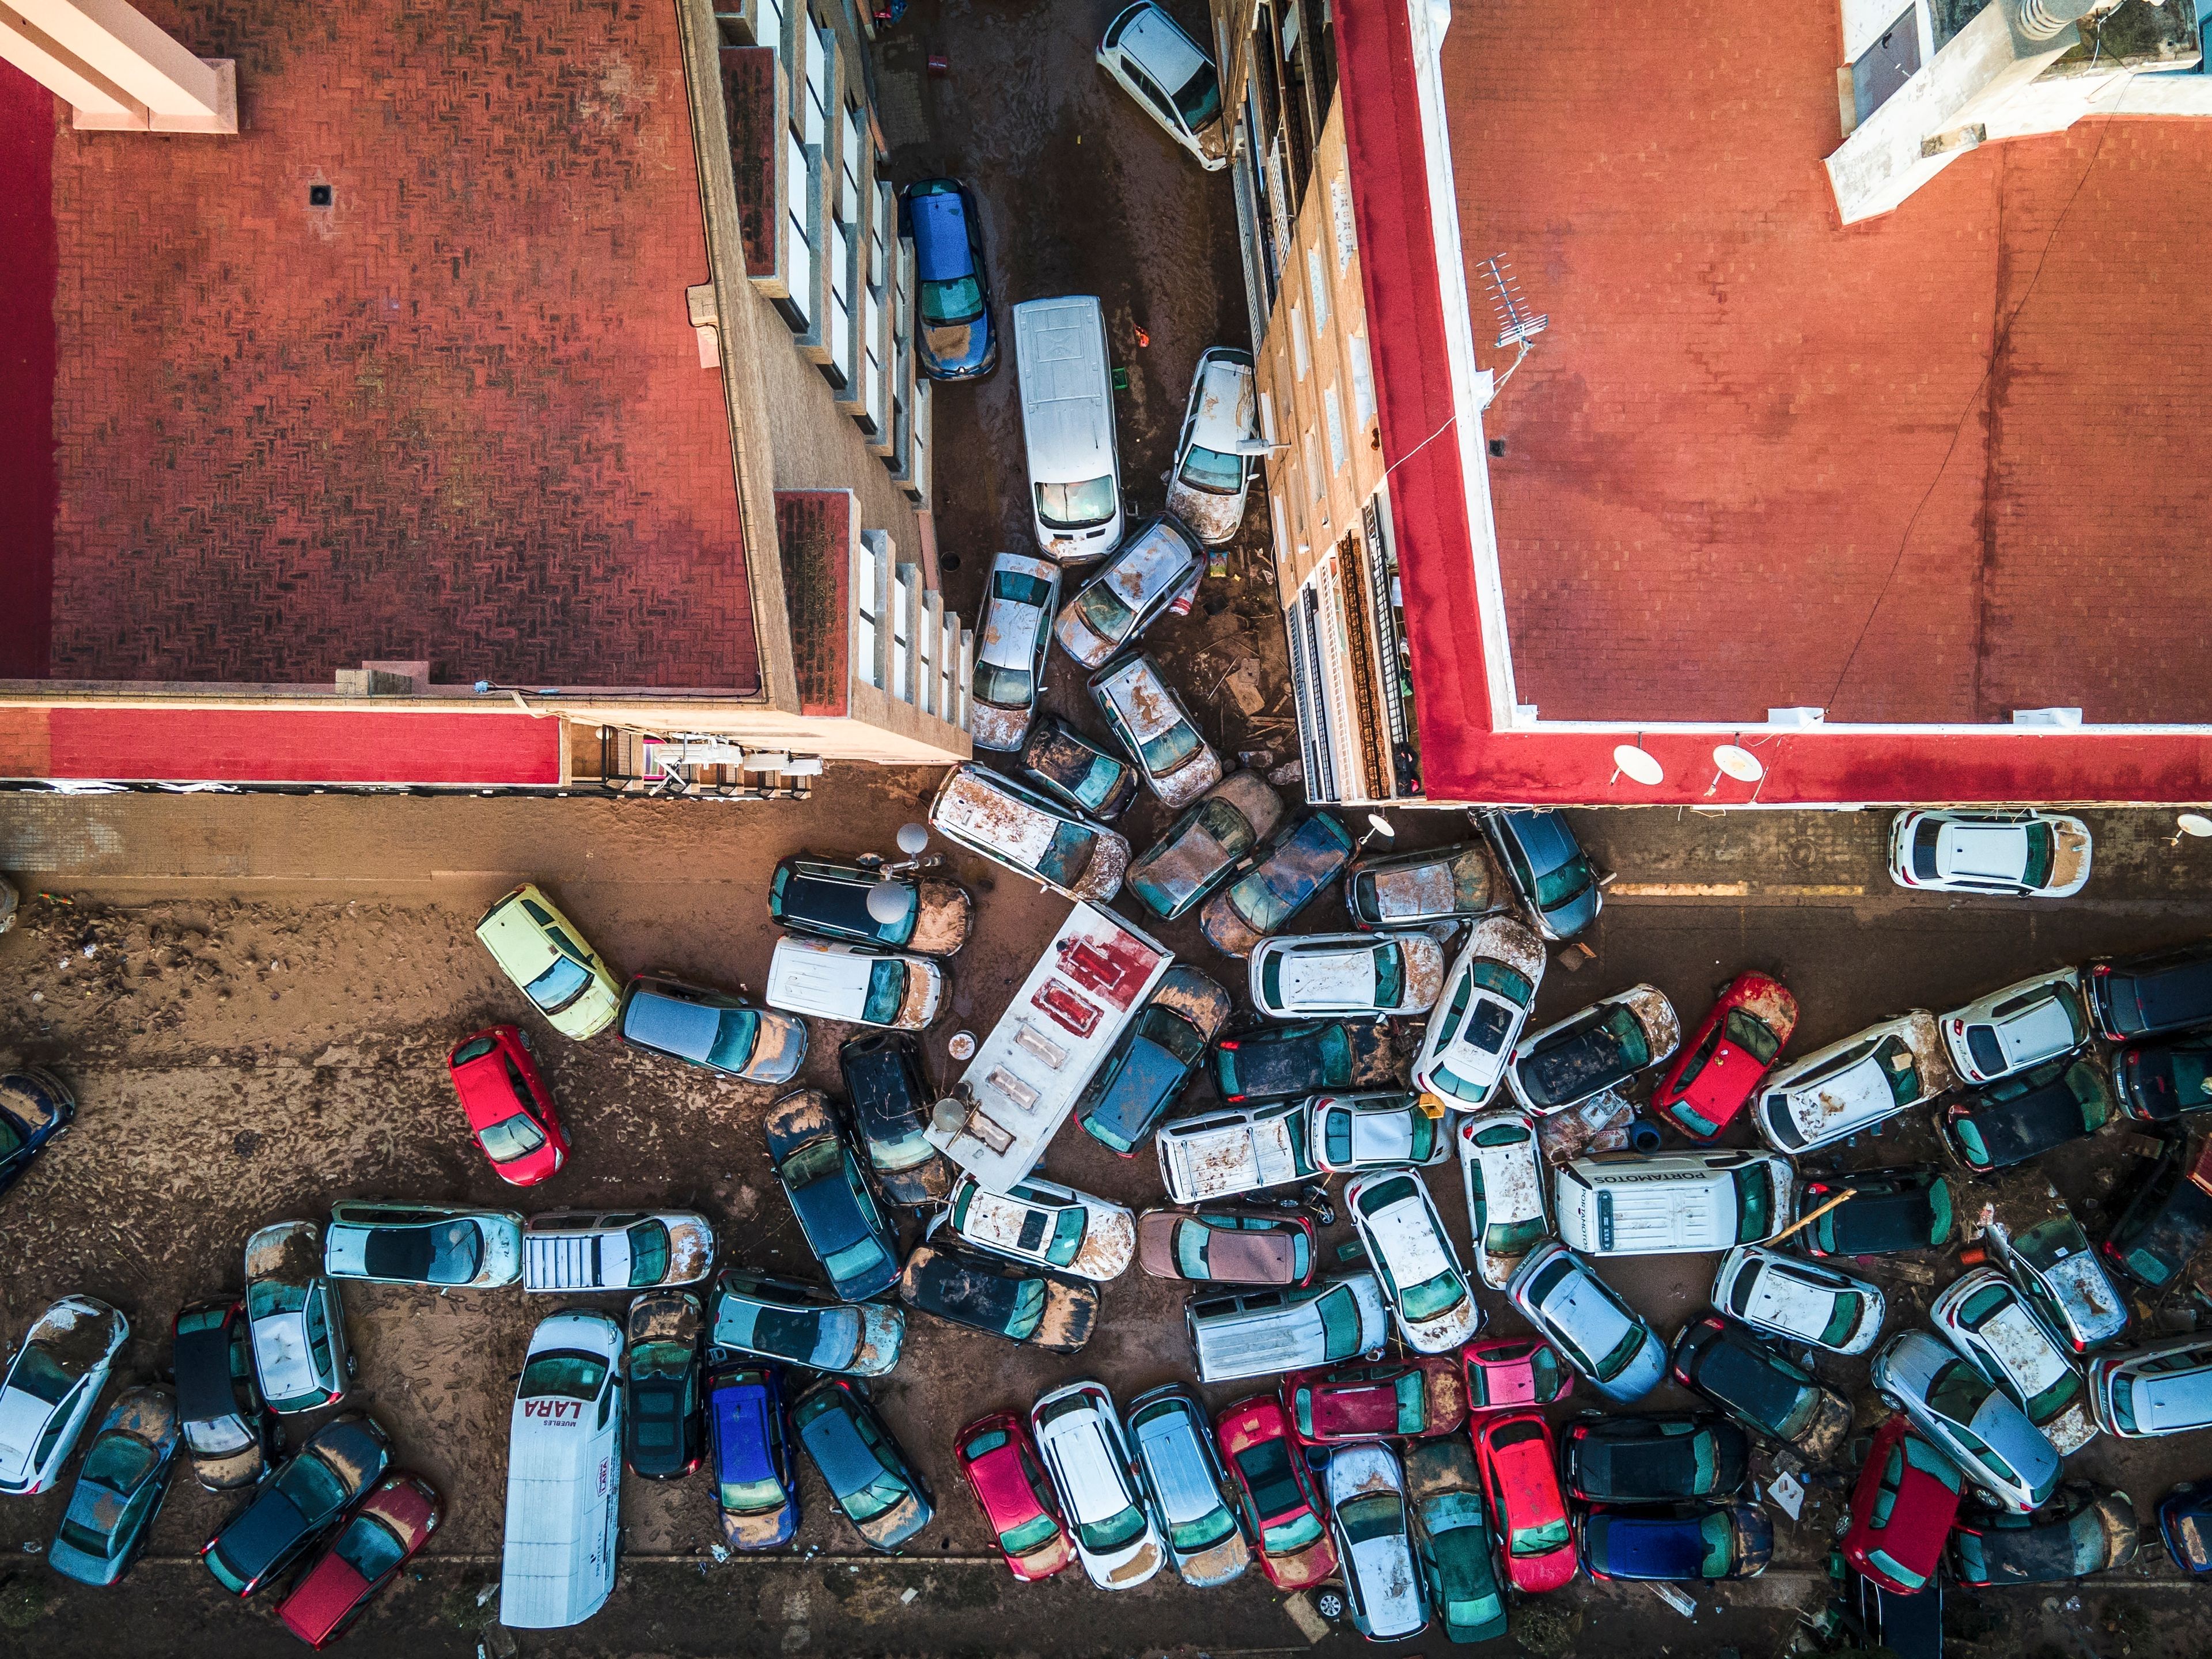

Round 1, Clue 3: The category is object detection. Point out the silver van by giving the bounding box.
[1552,1149,1794,1257]
[1013,296,1123,560]
[1185,1274,1388,1383]
[926,763,1130,903]
[1155,1097,1317,1205]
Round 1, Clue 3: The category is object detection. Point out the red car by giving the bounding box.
[275,1472,441,1647]
[1282,1355,1466,1445]
[1215,1395,1337,1590]
[1472,1411,1577,1592]
[446,1025,569,1184]
[1840,1416,1963,1594]
[955,1410,1078,1581]
[1463,1337,1574,1412]
[1649,972,1799,1140]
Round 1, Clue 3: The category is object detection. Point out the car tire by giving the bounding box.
[1314,1588,1346,1622]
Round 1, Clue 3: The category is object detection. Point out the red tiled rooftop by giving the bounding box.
[3,0,758,693]
[1443,0,2212,726]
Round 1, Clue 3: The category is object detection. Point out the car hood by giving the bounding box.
[1165,477,1245,544]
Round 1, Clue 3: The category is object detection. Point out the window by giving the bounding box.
[827,99,861,387]
[1305,431,1324,502]
[781,25,816,330]
[1323,385,1347,473]
[917,596,937,715]
[892,566,914,700]
[1305,243,1328,329]
[1331,173,1357,271]
[1348,332,1376,427]
[863,181,891,434]
[1290,304,1309,380]
[855,534,882,688]
[1257,389,1278,444]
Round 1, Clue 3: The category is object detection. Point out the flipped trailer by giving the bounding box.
[926,903,1171,1192]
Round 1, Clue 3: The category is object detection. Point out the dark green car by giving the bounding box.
[1404,1440,1508,1643]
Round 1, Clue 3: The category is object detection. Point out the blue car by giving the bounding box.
[763,1089,903,1301]
[0,1067,75,1200]
[903,178,996,380]
[49,1388,182,1587]
[708,1362,798,1550]
[2161,1480,2212,1573]
[1476,808,1603,941]
[1577,1502,1772,1582]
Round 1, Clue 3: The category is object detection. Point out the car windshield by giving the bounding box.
[335,1512,409,1581]
[1053,752,1125,813]
[627,1221,673,1286]
[1036,821,1099,888]
[1178,442,1244,494]
[1036,477,1118,531]
[1513,1514,1570,1555]
[1073,579,1137,641]
[1929,1358,1996,1425]
[9,1346,76,1405]
[1000,1511,1061,1555]
[973,661,1034,707]
[1486,1215,1549,1253]
[1080,1499,1150,1553]
[2020,822,2055,888]
[1172,61,1221,128]
[518,1350,609,1400]
[1532,851,1593,911]
[0,1117,21,1157]
[524,956,592,1013]
[1337,1491,1402,1546]
[280,1449,349,1514]
[1139,1005,1207,1066]
[1873,1035,1922,1105]
[1731,1168,1772,1241]
[1705,1342,1812,1434]
[1400,1267,1468,1323]
[479,1112,547,1162]
[1001,1277,1050,1340]
[706,1010,762,1073]
[862,960,909,1028]
[824,1233,891,1285]
[630,1340,693,1381]
[79,1433,155,1498]
[921,274,983,326]
[1724,1007,1782,1063]
[1234,1438,1320,1551]
[1139,718,1203,775]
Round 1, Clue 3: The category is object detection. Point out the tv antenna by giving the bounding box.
[1478,256,1548,400]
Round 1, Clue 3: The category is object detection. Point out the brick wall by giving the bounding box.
[721,47,779,279]
[776,489,851,716]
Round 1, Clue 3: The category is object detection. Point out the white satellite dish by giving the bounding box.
[1713,744,1764,783]
[2176,813,2212,844]
[1611,744,1664,786]
[897,823,930,858]
[1365,813,1396,840]
[866,880,912,924]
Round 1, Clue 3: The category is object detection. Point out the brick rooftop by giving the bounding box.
[1446,0,2212,726]
[3,0,759,692]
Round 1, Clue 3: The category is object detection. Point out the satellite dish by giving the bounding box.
[1713,744,1764,783]
[2180,813,2212,839]
[1365,813,1396,840]
[1611,744,1664,786]
[866,880,912,925]
[897,823,930,858]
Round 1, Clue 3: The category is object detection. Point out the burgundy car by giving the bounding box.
[1135,1208,1317,1285]
[1282,1356,1467,1445]
[275,1471,440,1645]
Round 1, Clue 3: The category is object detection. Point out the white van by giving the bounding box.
[1185,1275,1389,1383]
[1013,297,1123,559]
[500,1311,623,1630]
[764,934,945,1030]
[1552,1149,1796,1257]
[1156,1098,1317,1205]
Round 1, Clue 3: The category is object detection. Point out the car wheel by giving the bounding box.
[1314,1588,1346,1622]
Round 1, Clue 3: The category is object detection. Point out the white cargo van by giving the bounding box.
[1185,1274,1389,1383]
[1013,297,1123,559]
[500,1311,623,1630]
[1552,1149,1796,1257]
[1155,1098,1317,1205]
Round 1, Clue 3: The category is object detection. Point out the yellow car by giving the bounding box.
[475,884,622,1040]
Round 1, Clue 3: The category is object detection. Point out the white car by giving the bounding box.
[1344,1169,1480,1353]
[1938,968,2088,1086]
[1711,1245,1884,1356]
[765,934,946,1031]
[1311,1092,1451,1173]
[1888,809,2092,899]
[1457,1111,1550,1289]
[1164,347,1263,543]
[1870,1330,2060,1513]
[0,1297,127,1496]
[946,1173,1136,1282]
[2086,1335,2212,1439]
[1249,931,1446,1020]
[1326,1443,1428,1642]
[324,1200,524,1289]
[244,1220,354,1415]
[1755,1010,1955,1154]
[522,1211,715,1292]
[1031,1380,1166,1590]
[1931,1266,2097,1454]
[1412,916,1547,1109]
[1096,3,1228,169]
[1089,653,1222,809]
[968,551,1061,752]
[1053,514,1206,668]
